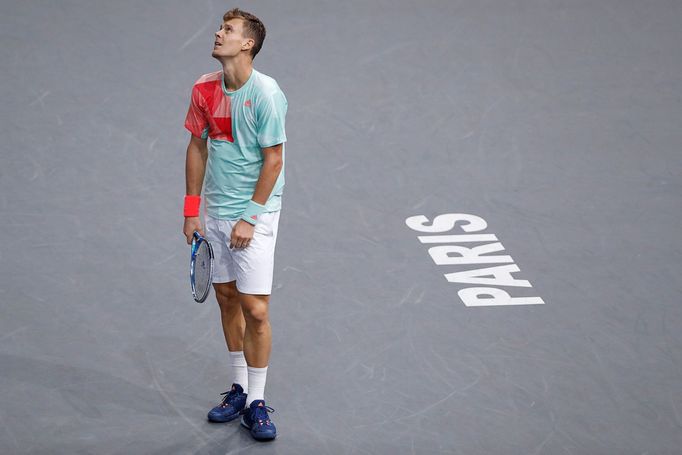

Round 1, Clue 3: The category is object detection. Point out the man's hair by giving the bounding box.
[223,8,266,60]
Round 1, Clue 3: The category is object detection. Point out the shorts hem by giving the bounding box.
[212,276,235,284]
[235,284,272,296]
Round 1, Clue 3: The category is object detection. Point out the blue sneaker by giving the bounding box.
[240,399,277,441]
[207,383,247,423]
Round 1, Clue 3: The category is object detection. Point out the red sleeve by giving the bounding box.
[184,84,209,138]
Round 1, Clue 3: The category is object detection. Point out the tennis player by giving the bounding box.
[182,7,287,441]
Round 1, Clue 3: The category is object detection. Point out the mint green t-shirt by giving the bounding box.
[184,68,287,219]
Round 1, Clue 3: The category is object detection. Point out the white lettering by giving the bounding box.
[428,243,514,265]
[418,234,498,243]
[458,287,545,307]
[405,213,487,234]
[445,264,531,287]
[406,213,544,307]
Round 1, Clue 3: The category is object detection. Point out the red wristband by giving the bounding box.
[184,195,201,217]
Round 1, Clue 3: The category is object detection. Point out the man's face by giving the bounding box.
[212,18,251,59]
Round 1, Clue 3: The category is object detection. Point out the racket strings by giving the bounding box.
[193,242,212,299]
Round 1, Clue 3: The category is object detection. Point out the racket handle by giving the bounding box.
[191,231,199,256]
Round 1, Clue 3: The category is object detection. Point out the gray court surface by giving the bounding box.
[2,0,681,454]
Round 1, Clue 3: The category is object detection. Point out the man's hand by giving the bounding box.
[183,216,204,244]
[230,220,255,249]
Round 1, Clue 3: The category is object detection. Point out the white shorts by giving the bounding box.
[204,211,281,295]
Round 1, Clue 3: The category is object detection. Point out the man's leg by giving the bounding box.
[239,292,271,405]
[206,280,250,423]
[213,281,246,351]
[233,211,279,439]
[214,281,249,390]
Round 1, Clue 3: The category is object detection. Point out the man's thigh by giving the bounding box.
[204,216,237,284]
[213,280,238,301]
[237,291,271,318]
[232,211,280,296]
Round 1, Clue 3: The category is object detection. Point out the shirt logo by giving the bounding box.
[244,99,252,107]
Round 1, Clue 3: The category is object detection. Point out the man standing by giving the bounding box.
[182,8,287,442]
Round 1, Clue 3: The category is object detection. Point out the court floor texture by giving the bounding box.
[1,0,681,454]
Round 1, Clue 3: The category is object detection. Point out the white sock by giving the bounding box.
[229,351,248,392]
[246,366,268,405]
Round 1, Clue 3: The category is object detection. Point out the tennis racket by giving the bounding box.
[190,231,214,303]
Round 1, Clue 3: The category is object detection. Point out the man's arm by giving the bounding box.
[183,134,208,244]
[229,143,283,249]
[251,143,283,206]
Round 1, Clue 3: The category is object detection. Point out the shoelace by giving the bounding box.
[218,389,240,407]
[241,404,276,424]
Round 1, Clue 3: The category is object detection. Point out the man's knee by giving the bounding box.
[241,296,270,325]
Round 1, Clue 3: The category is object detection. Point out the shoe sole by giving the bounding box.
[207,412,241,423]
[240,415,277,441]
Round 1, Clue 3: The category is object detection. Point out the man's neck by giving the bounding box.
[221,59,253,92]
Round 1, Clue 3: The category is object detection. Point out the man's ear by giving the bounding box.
[242,38,255,51]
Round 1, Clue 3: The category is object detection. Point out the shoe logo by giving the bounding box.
[244,99,252,107]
